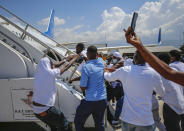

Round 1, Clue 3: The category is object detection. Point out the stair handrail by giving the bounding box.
[0,14,74,58]
[0,31,34,64]
[0,5,76,56]
[0,5,81,82]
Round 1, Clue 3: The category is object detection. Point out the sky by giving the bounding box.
[0,0,184,46]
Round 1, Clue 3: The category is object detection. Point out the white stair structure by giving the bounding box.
[0,5,115,131]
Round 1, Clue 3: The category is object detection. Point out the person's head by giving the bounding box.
[112,52,122,64]
[42,49,54,69]
[76,43,85,54]
[133,50,145,64]
[158,53,170,65]
[169,50,181,63]
[106,54,113,64]
[87,46,97,60]
[122,53,128,59]
[38,57,53,72]
[97,52,103,58]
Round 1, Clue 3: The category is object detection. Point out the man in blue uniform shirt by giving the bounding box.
[74,46,107,131]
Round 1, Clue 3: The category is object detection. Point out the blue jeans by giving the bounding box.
[35,106,68,131]
[122,121,157,131]
[114,96,124,121]
[74,99,107,131]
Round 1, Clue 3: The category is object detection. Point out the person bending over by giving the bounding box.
[32,55,80,131]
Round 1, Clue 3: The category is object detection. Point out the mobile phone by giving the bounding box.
[130,12,138,35]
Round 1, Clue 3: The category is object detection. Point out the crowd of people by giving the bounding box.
[32,27,184,131]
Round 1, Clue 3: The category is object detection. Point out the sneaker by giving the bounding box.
[112,120,119,125]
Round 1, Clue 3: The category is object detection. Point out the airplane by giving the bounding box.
[1,9,55,40]
[61,28,163,54]
[0,9,163,55]
[97,27,162,52]
[0,8,86,52]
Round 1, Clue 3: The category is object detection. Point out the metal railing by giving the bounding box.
[0,5,76,58]
[0,5,81,85]
[0,31,34,64]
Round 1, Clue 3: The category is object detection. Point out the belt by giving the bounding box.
[35,111,47,117]
[33,101,46,107]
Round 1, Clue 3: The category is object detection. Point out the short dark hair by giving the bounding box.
[87,46,97,54]
[158,53,170,64]
[169,50,181,61]
[76,43,85,50]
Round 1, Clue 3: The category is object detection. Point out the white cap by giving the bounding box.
[113,52,122,59]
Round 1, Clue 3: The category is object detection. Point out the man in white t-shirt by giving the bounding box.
[158,53,184,131]
[169,50,184,72]
[32,55,79,131]
[104,50,165,131]
[69,43,87,83]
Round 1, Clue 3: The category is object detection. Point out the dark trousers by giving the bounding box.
[35,106,68,131]
[163,103,184,131]
[74,99,107,131]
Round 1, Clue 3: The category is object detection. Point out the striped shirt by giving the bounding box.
[80,58,107,101]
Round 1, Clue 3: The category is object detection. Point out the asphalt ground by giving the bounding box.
[0,122,95,131]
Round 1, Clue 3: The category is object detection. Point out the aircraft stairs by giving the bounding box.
[0,5,119,131]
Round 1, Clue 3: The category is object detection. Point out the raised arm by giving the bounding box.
[112,59,124,69]
[69,76,81,83]
[124,27,184,86]
[60,55,80,74]
[54,59,66,68]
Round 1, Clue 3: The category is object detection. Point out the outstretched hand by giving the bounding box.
[104,67,116,72]
[124,27,142,47]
